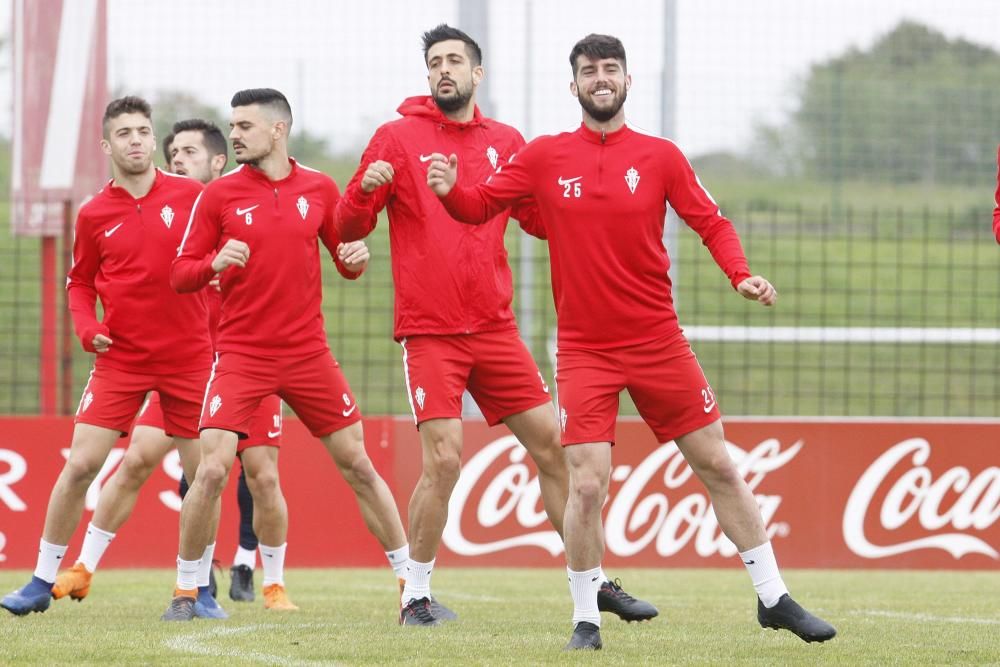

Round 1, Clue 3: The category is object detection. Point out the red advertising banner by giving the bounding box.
[0,417,997,570]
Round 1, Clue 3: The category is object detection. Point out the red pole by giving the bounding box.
[61,201,75,415]
[40,234,58,415]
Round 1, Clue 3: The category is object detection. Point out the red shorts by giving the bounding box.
[400,328,552,427]
[74,364,210,438]
[137,392,283,451]
[555,333,720,446]
[200,350,360,438]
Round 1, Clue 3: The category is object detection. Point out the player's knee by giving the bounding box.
[245,468,281,499]
[340,454,379,490]
[193,459,230,493]
[117,450,157,486]
[61,454,105,488]
[425,447,462,486]
[570,475,605,512]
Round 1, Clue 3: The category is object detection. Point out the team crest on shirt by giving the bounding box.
[79,391,94,414]
[209,394,222,417]
[486,145,498,169]
[160,205,175,228]
[625,166,640,194]
[296,196,309,220]
[415,386,426,410]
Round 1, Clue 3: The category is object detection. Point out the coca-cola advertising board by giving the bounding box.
[0,417,997,570]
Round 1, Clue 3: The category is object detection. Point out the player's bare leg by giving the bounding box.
[675,419,836,642]
[562,442,611,650]
[1,424,121,616]
[320,421,406,550]
[162,428,235,621]
[502,405,568,533]
[241,446,296,610]
[54,428,199,601]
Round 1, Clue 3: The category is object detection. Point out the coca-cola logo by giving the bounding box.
[443,435,801,559]
[843,438,1000,560]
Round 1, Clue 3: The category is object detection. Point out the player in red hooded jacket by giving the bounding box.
[1,97,212,617]
[429,34,837,650]
[337,25,656,627]
[162,88,407,622]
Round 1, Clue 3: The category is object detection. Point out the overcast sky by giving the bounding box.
[3,0,999,158]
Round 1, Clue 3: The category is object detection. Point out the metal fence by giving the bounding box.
[2,0,999,417]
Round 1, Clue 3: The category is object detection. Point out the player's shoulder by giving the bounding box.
[77,185,111,218]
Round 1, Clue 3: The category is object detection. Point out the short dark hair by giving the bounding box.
[230,88,292,128]
[102,95,152,137]
[162,132,175,165]
[421,24,482,67]
[569,34,627,76]
[172,118,228,165]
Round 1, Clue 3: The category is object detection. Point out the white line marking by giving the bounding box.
[163,623,332,666]
[853,610,1000,625]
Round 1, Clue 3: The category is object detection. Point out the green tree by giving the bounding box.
[759,21,1000,186]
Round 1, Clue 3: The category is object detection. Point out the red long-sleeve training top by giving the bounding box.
[67,169,211,373]
[440,123,752,350]
[336,95,544,340]
[171,159,360,357]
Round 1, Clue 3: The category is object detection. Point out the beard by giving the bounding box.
[578,86,627,123]
[234,143,268,167]
[432,77,474,113]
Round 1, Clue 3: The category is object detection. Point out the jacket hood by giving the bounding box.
[396,95,486,129]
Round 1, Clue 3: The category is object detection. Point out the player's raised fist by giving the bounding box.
[211,239,250,273]
[426,153,458,197]
[361,160,395,193]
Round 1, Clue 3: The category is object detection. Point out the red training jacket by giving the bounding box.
[171,159,359,357]
[336,95,544,340]
[67,169,212,373]
[440,123,753,350]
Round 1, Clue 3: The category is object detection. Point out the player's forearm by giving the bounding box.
[66,286,106,352]
[699,220,752,289]
[170,255,217,293]
[440,185,501,225]
[334,188,379,241]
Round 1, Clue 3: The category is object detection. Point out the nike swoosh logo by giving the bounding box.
[267,430,281,438]
[104,223,124,237]
[703,402,717,413]
[743,560,755,565]
[342,404,358,417]
[235,205,259,216]
[557,176,582,186]
[418,154,435,162]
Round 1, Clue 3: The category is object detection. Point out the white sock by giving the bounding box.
[233,545,257,570]
[77,523,115,573]
[34,539,68,584]
[259,543,287,587]
[740,541,788,608]
[567,566,603,626]
[401,558,434,605]
[196,543,216,588]
[598,568,610,584]
[176,556,200,591]
[386,544,409,579]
